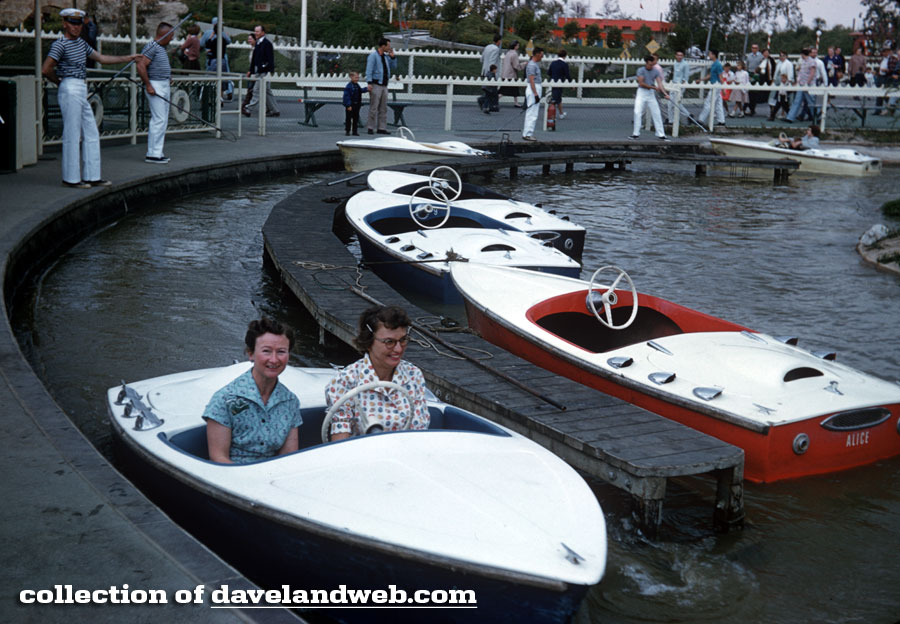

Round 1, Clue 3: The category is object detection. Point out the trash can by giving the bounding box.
[0,80,16,174]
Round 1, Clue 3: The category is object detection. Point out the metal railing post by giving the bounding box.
[444,82,453,131]
[672,88,682,138]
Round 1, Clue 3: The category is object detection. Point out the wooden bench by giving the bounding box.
[296,81,412,128]
[827,96,894,127]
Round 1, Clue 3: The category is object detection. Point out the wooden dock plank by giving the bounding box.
[261,165,746,536]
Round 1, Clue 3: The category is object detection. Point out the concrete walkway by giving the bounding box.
[1,114,896,622]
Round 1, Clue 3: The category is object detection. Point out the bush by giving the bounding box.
[882,198,900,217]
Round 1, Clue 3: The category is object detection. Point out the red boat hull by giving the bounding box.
[465,296,900,483]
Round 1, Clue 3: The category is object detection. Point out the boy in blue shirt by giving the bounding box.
[343,71,368,136]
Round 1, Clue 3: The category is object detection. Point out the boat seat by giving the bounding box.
[167,426,210,460]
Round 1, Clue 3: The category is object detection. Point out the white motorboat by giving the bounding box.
[451,263,900,483]
[709,137,882,176]
[107,362,607,623]
[345,189,582,303]
[366,168,586,261]
[337,127,487,172]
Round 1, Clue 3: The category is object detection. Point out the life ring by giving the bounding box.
[89,93,103,127]
[169,88,190,123]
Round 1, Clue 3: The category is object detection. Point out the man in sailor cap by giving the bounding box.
[41,8,139,188]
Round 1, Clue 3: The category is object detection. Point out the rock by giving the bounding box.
[860,224,890,247]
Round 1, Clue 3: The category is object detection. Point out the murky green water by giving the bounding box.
[11,163,900,623]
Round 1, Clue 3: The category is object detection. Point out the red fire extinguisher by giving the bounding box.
[547,101,556,131]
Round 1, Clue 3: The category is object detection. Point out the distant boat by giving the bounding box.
[709,137,881,176]
[451,263,900,483]
[337,127,487,172]
[345,188,581,303]
[108,362,607,623]
[366,168,586,261]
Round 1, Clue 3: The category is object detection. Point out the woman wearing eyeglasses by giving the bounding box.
[326,305,430,441]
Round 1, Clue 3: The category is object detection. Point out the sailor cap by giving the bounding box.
[60,8,86,20]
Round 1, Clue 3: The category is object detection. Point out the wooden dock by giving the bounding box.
[262,159,747,537]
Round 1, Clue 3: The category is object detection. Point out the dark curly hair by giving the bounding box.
[354,305,411,353]
[244,317,295,354]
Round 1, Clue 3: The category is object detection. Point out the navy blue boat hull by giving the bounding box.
[111,431,590,624]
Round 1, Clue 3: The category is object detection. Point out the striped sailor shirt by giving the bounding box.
[141,41,171,81]
[47,37,94,80]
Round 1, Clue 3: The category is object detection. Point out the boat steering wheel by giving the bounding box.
[778,131,790,147]
[321,380,414,443]
[397,126,416,141]
[428,166,462,202]
[409,184,452,229]
[586,265,639,330]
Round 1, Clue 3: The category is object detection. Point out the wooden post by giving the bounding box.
[713,465,745,533]
[696,164,707,176]
[565,161,574,173]
[542,164,551,175]
[509,165,518,179]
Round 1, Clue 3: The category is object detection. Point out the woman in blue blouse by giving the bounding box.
[204,318,302,464]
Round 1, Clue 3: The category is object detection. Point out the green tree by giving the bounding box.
[442,0,467,23]
[634,24,653,49]
[513,7,537,41]
[563,19,581,42]
[605,25,623,48]
[861,0,900,50]
[585,23,602,46]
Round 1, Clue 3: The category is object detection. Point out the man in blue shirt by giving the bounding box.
[698,49,725,126]
[365,38,398,134]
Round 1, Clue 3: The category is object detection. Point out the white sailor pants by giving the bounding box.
[633,88,665,137]
[146,80,170,158]
[58,78,101,183]
[699,88,726,124]
[522,89,540,137]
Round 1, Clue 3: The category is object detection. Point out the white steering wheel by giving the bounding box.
[428,166,462,202]
[408,184,452,229]
[778,131,790,147]
[586,265,639,330]
[321,380,413,443]
[397,126,416,141]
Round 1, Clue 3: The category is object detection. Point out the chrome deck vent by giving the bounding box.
[649,371,676,385]
[385,236,400,244]
[741,331,766,343]
[693,387,722,401]
[647,341,673,356]
[607,356,633,369]
[775,335,799,346]
[400,244,415,252]
[812,350,837,361]
[820,407,891,431]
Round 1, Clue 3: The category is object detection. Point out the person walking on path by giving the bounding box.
[365,37,397,134]
[548,49,571,119]
[481,34,501,78]
[343,71,368,135]
[631,54,669,140]
[522,47,544,141]
[667,49,690,122]
[243,25,280,117]
[744,43,763,115]
[785,48,816,123]
[136,22,175,164]
[202,17,233,101]
[697,49,726,126]
[241,33,256,109]
[179,24,201,71]
[500,41,527,108]
[41,8,139,188]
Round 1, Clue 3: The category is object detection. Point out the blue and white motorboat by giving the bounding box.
[366,168,586,261]
[344,187,582,303]
[107,362,607,623]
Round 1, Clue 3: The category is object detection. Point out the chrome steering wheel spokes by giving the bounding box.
[321,380,413,443]
[586,265,639,330]
[428,165,462,202]
[409,184,452,229]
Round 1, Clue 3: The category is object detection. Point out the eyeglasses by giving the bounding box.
[374,334,410,349]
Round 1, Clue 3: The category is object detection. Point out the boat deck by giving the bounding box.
[262,166,746,537]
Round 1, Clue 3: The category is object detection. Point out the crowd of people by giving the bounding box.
[42,6,898,187]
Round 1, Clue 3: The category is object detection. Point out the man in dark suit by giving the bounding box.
[243,24,280,117]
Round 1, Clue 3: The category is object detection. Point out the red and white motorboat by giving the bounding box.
[451,263,900,483]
